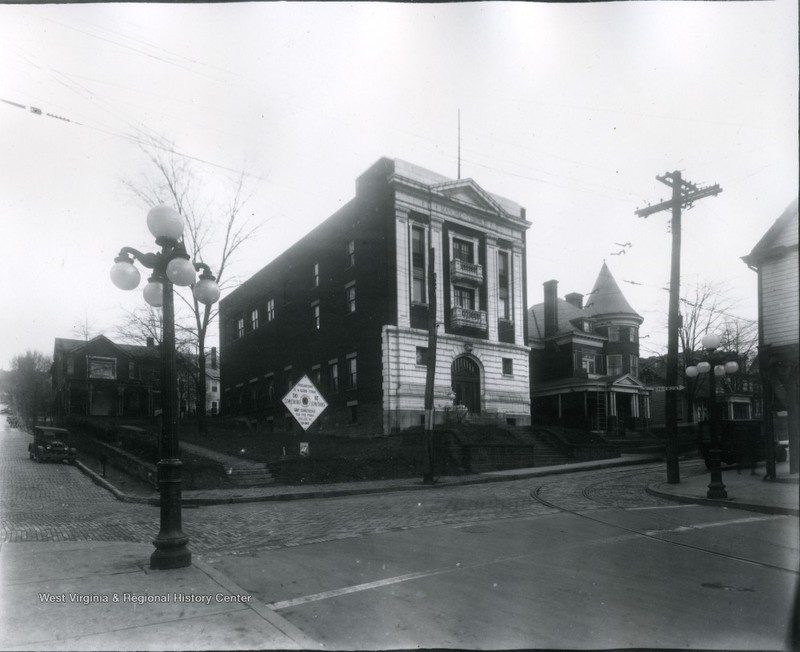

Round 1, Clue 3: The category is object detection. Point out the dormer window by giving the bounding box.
[583,320,593,333]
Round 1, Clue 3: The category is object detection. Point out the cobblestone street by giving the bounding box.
[2,424,674,560]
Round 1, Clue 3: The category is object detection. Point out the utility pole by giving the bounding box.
[636,171,722,484]
[423,247,438,485]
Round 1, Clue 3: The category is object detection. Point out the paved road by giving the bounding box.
[1,421,673,555]
[3,421,797,649]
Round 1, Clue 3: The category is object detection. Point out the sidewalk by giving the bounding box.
[648,459,799,516]
[77,452,663,506]
[0,541,319,651]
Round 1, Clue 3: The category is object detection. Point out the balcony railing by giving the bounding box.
[451,306,488,330]
[450,259,483,285]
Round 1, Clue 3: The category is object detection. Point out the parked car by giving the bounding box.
[28,426,77,464]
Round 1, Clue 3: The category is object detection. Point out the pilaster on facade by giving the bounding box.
[395,208,411,329]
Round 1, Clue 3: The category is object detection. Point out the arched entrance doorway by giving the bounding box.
[452,356,481,414]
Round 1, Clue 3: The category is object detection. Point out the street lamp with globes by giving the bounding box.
[685,332,739,500]
[110,205,220,570]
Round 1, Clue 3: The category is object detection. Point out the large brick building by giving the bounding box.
[219,158,532,434]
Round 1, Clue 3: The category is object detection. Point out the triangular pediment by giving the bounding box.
[432,179,509,217]
[611,374,646,389]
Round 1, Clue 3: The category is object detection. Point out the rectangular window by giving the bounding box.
[416,347,428,366]
[311,365,321,389]
[630,354,639,378]
[313,262,320,287]
[211,401,219,415]
[88,357,116,380]
[607,354,623,376]
[250,308,259,331]
[312,302,320,330]
[284,367,293,392]
[412,227,426,304]
[346,355,357,390]
[629,327,638,343]
[607,326,620,342]
[453,238,473,263]
[346,284,356,313]
[347,240,355,267]
[502,358,513,376]
[328,360,339,393]
[265,374,275,402]
[453,286,475,310]
[236,317,245,339]
[66,356,75,375]
[211,381,218,392]
[128,361,136,379]
[583,321,593,333]
[266,298,275,322]
[582,355,596,374]
[498,251,510,320]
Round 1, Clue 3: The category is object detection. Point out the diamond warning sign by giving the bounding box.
[282,375,328,431]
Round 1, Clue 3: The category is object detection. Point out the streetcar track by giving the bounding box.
[531,470,799,576]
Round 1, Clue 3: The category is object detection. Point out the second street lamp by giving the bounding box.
[110,204,220,570]
[685,333,739,500]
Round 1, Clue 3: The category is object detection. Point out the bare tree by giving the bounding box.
[121,137,261,432]
[678,280,758,421]
[10,350,52,428]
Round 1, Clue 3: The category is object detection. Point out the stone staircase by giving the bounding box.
[181,442,274,486]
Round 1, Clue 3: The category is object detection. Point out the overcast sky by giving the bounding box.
[1,1,797,370]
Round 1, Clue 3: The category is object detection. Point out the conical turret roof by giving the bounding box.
[583,262,642,321]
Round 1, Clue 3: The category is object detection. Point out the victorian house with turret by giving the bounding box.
[527,262,649,433]
[219,158,531,434]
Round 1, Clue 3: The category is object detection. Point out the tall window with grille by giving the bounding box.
[453,238,473,263]
[346,283,356,313]
[347,240,355,267]
[236,317,245,339]
[411,226,426,304]
[453,286,475,310]
[498,251,510,320]
[313,262,320,288]
[266,298,275,322]
[312,302,320,330]
[250,308,259,331]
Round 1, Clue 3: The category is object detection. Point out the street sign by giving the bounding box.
[652,385,685,392]
[282,375,328,431]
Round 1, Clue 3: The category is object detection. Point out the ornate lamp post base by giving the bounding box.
[150,458,191,570]
[706,448,728,499]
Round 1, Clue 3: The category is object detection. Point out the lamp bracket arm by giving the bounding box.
[119,247,158,269]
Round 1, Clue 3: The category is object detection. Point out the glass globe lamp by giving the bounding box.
[194,271,220,305]
[166,255,196,286]
[685,366,699,378]
[701,333,721,351]
[110,255,141,290]
[143,278,164,307]
[147,205,184,241]
[724,361,739,374]
[697,361,711,374]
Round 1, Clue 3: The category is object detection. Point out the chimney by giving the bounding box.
[146,337,155,348]
[565,292,583,309]
[210,347,218,370]
[543,280,559,337]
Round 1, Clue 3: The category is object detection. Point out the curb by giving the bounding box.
[191,557,321,649]
[645,484,800,517]
[77,455,663,506]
